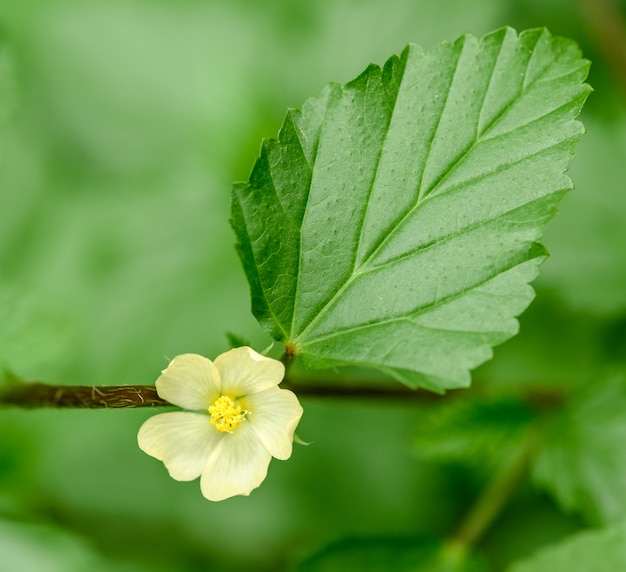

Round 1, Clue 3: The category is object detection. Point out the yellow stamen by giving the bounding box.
[208,395,248,433]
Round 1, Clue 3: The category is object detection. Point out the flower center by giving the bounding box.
[208,395,248,433]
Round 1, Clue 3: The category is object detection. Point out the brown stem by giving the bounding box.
[280,345,297,379]
[0,383,167,409]
[0,380,443,408]
[281,380,446,400]
[0,378,568,409]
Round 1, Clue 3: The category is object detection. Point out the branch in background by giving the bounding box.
[579,0,626,99]
[0,377,567,409]
[0,379,444,408]
[281,380,446,401]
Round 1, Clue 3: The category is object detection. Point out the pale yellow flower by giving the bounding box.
[137,347,303,501]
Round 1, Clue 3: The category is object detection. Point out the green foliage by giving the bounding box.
[533,373,626,524]
[538,109,626,315]
[0,518,157,572]
[0,42,18,125]
[415,397,535,470]
[232,27,590,392]
[225,332,252,349]
[1,1,623,571]
[294,537,488,572]
[0,366,23,390]
[507,519,626,572]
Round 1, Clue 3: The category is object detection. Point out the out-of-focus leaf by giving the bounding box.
[232,27,590,392]
[225,332,252,349]
[475,291,604,390]
[506,520,626,572]
[293,536,488,572]
[0,517,159,572]
[538,111,626,315]
[0,40,18,124]
[415,398,535,470]
[533,373,626,524]
[0,288,76,378]
[0,518,97,572]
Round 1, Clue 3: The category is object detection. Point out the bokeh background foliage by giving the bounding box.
[1,0,625,570]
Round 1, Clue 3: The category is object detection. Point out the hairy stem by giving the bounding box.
[0,380,444,408]
[0,378,566,409]
[0,383,166,409]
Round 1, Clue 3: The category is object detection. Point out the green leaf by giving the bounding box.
[533,373,626,524]
[506,520,626,572]
[0,365,23,389]
[232,27,590,391]
[294,537,488,572]
[0,39,18,126]
[0,517,153,572]
[225,332,252,349]
[415,398,535,470]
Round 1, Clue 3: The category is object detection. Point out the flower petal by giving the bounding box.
[137,411,222,481]
[214,346,284,396]
[200,422,273,501]
[245,387,303,460]
[156,354,221,410]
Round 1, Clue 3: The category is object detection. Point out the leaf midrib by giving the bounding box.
[297,240,540,348]
[293,33,556,346]
[289,64,405,339]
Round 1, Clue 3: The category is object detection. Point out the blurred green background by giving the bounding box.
[1,0,626,570]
